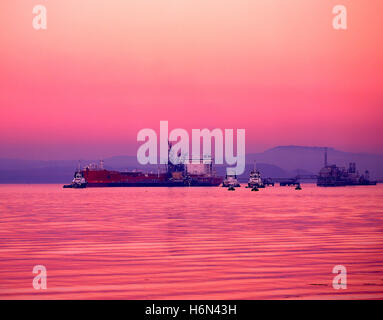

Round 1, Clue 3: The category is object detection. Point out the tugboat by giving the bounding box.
[222,171,241,189]
[247,162,265,189]
[63,171,87,189]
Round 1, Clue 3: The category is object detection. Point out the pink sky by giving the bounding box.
[0,0,382,159]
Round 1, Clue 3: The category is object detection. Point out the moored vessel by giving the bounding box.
[63,155,223,189]
[247,161,265,188]
[63,171,87,188]
[222,172,241,188]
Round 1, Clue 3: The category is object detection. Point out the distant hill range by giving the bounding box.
[0,146,382,183]
[247,146,383,179]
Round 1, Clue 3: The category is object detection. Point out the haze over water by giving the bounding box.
[1,184,383,299]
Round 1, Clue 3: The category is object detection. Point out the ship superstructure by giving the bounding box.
[247,161,265,188]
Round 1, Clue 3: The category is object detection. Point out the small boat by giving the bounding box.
[248,161,265,189]
[63,171,87,189]
[222,172,240,188]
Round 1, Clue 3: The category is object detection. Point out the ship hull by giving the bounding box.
[317,182,377,187]
[85,181,221,187]
[64,168,223,188]
[248,183,265,188]
[222,182,241,187]
[63,183,87,189]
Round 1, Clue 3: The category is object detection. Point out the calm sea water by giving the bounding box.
[0,184,383,299]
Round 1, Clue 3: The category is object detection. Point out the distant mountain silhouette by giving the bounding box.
[0,146,382,183]
[247,146,383,179]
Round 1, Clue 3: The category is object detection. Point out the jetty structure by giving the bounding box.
[317,148,377,187]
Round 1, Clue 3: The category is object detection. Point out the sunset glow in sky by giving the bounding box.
[0,0,382,159]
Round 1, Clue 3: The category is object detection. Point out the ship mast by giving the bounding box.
[324,147,328,167]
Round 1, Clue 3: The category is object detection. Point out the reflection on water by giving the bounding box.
[0,184,383,299]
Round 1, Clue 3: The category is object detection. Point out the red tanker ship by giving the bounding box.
[63,158,223,188]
